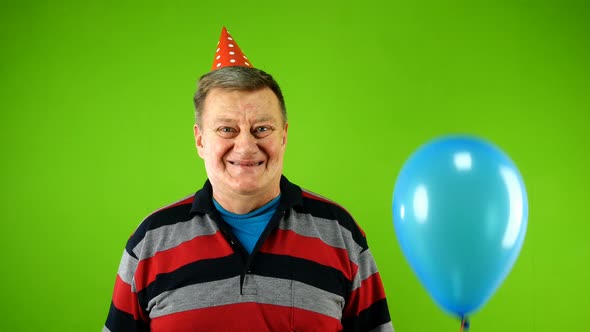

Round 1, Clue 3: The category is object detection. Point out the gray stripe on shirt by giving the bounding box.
[351,249,379,291]
[148,275,344,320]
[132,215,219,260]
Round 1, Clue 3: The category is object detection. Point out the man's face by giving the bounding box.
[194,87,288,200]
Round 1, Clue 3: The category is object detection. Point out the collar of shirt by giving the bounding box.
[189,175,303,217]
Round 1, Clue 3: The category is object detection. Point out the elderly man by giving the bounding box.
[104,27,394,332]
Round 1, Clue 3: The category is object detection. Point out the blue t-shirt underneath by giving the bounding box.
[213,195,281,254]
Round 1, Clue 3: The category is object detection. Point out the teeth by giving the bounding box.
[230,161,263,166]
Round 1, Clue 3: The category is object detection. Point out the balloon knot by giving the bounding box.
[461,316,471,330]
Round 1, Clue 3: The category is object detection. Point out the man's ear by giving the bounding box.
[282,122,289,146]
[193,124,205,158]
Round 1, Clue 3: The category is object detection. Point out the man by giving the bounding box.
[104,27,394,332]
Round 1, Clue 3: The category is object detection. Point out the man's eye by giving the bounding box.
[254,126,272,137]
[217,127,237,136]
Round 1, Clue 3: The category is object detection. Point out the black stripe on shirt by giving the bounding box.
[254,252,351,299]
[105,301,149,332]
[137,253,242,307]
[341,298,391,332]
[126,203,194,258]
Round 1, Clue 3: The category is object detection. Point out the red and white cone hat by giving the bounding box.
[211,27,253,71]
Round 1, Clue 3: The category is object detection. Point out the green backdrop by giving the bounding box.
[1,1,588,331]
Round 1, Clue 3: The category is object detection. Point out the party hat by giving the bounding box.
[211,27,253,70]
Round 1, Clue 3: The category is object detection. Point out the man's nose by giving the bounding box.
[233,132,258,154]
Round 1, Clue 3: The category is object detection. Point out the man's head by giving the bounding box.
[193,66,288,208]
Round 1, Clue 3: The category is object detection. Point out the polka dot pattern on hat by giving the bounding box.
[211,27,253,71]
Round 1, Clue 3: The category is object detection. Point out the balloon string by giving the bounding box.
[459,316,470,332]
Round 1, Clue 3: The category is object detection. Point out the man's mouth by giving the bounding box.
[229,161,264,166]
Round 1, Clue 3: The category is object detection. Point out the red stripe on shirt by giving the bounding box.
[112,275,146,321]
[260,228,358,281]
[153,196,194,213]
[150,303,341,332]
[302,190,333,204]
[343,272,386,318]
[135,231,233,291]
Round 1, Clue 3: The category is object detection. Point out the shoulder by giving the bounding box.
[297,188,368,250]
[125,194,195,257]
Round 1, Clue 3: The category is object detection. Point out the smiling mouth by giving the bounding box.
[229,161,264,166]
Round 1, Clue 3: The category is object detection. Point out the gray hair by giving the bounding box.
[193,66,287,126]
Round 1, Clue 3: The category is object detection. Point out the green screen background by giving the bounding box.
[1,1,588,331]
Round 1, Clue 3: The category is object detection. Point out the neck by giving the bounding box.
[213,187,280,214]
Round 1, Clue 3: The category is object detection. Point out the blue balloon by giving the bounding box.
[392,135,528,317]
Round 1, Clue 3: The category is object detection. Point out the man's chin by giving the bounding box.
[230,182,262,195]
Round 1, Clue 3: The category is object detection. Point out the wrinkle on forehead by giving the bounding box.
[203,88,282,125]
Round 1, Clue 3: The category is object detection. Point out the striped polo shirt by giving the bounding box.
[104,176,394,332]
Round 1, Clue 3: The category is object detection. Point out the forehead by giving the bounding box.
[202,87,281,123]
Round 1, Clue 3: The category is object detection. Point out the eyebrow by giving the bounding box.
[212,117,237,124]
[254,115,275,123]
